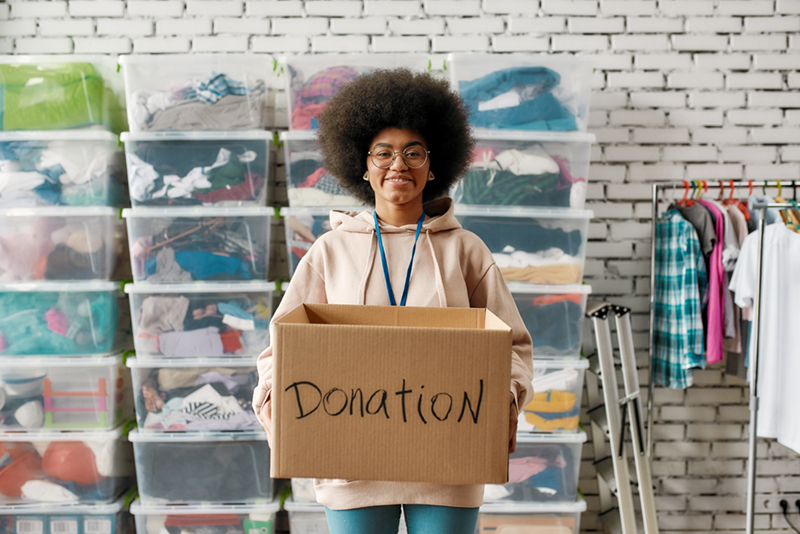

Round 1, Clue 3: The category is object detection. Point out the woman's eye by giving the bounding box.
[375,150,392,157]
[405,150,422,157]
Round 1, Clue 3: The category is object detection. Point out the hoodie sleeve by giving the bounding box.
[469,263,534,412]
[253,259,328,447]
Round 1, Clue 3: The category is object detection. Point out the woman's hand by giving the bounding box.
[509,392,518,454]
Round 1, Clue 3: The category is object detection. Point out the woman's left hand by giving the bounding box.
[509,392,518,454]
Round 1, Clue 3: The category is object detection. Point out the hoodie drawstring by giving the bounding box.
[359,229,377,305]
[426,229,448,308]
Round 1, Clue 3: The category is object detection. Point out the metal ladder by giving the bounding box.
[585,302,659,534]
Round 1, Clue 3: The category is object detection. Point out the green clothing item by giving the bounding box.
[196,157,247,194]
[0,62,106,130]
[0,291,119,355]
[455,170,570,207]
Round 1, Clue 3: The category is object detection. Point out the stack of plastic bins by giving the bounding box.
[448,53,595,522]
[131,500,279,534]
[118,53,279,516]
[0,497,134,534]
[0,55,135,514]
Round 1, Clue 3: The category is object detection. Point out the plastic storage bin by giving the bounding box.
[283,206,342,276]
[509,284,591,358]
[281,131,362,207]
[476,499,586,534]
[448,53,594,132]
[125,282,275,358]
[0,207,122,282]
[123,207,272,283]
[128,356,260,432]
[0,354,129,431]
[129,430,272,505]
[0,131,127,207]
[483,432,585,504]
[119,54,271,132]
[121,131,272,207]
[131,499,279,534]
[519,357,589,434]
[453,131,595,210]
[283,54,430,130]
[0,55,125,133]
[0,426,134,506]
[455,207,591,285]
[0,282,123,356]
[0,498,133,534]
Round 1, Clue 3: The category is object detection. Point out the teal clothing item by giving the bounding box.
[458,67,578,131]
[0,291,118,355]
[324,504,479,534]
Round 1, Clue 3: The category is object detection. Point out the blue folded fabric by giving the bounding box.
[458,66,578,131]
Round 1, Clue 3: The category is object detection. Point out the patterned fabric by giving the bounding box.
[186,73,250,104]
[653,209,708,389]
[295,66,359,104]
[314,173,351,196]
[183,401,234,419]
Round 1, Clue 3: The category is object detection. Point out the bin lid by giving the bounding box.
[470,129,596,144]
[124,281,276,294]
[130,498,279,515]
[121,131,273,142]
[454,206,593,219]
[515,430,587,445]
[128,428,268,442]
[122,206,273,218]
[0,206,119,218]
[480,497,587,514]
[0,497,126,514]
[0,353,124,368]
[506,283,591,295]
[0,131,118,142]
[127,356,256,369]
[0,281,120,292]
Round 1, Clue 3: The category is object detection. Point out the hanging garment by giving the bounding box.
[697,200,726,365]
[653,209,708,389]
[729,222,800,454]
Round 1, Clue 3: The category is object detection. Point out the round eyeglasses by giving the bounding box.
[368,147,430,169]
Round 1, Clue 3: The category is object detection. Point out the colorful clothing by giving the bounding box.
[653,209,708,389]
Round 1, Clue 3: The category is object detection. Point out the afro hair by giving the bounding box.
[316,68,474,206]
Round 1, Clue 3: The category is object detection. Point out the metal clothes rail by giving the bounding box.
[649,180,798,534]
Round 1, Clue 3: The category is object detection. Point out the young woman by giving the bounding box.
[254,68,533,534]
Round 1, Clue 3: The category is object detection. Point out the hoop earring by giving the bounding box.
[427,171,435,181]
[363,171,369,181]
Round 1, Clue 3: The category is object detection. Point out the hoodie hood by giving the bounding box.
[329,197,461,234]
[328,197,460,307]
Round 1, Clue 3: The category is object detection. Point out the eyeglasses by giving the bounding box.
[368,146,430,169]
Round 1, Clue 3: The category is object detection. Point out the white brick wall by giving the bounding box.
[6,1,800,531]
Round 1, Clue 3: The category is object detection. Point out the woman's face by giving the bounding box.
[365,127,431,214]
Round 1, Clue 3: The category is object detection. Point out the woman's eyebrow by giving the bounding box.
[371,140,426,149]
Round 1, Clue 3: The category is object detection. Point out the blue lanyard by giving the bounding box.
[373,211,425,307]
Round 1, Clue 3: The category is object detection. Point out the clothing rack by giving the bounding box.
[649,180,798,534]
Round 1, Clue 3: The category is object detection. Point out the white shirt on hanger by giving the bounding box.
[729,222,800,454]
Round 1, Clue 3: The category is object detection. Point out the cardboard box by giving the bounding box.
[271,303,513,485]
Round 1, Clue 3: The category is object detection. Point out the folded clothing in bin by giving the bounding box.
[0,134,124,207]
[289,65,360,130]
[133,363,260,431]
[0,429,133,505]
[0,63,107,131]
[459,216,584,284]
[127,142,267,206]
[131,73,269,131]
[0,284,119,356]
[287,150,354,206]
[459,146,586,209]
[127,283,274,358]
[127,214,269,283]
[0,208,119,282]
[459,67,578,131]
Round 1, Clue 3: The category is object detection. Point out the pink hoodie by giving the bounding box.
[254,197,534,510]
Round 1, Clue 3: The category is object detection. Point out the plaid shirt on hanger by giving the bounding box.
[653,209,708,389]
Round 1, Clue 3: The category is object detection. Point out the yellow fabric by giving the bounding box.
[524,390,576,413]
[524,411,580,431]
[500,264,583,284]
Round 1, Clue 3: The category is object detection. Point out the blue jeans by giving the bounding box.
[325,504,480,534]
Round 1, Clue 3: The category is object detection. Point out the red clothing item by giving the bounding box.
[532,294,582,306]
[194,173,263,203]
[291,103,327,130]
[220,330,243,353]
[698,199,725,364]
